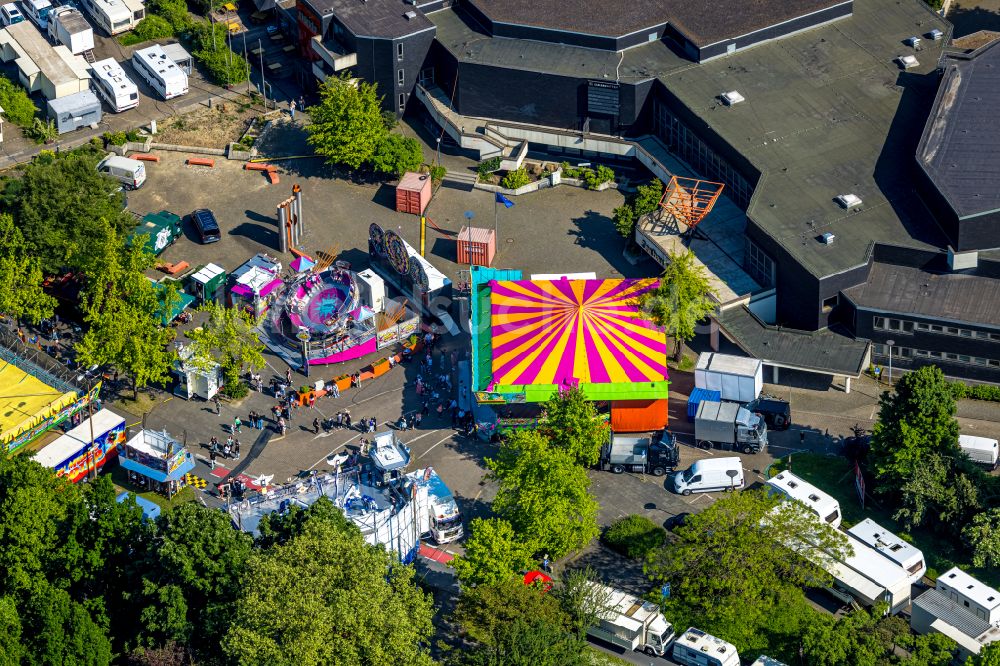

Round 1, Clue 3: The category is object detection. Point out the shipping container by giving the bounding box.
[687,387,721,421]
[694,352,763,403]
[611,399,668,433]
[395,171,432,215]
[457,226,496,266]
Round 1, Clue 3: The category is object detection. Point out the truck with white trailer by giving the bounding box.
[586,582,675,657]
[412,467,464,544]
[694,400,767,453]
[599,430,679,476]
[47,6,93,55]
[695,352,763,403]
[959,434,999,470]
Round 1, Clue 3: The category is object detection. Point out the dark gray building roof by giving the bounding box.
[465,0,848,47]
[645,0,952,279]
[306,0,433,38]
[916,39,1000,220]
[717,306,870,376]
[914,589,992,639]
[842,262,1000,328]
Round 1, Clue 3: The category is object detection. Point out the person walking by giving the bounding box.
[313,417,320,434]
[213,395,221,414]
[414,412,422,428]
[209,450,217,469]
[309,394,316,409]
[289,99,296,120]
[278,417,287,436]
[234,440,241,461]
[233,416,242,434]
[285,368,292,384]
[331,382,340,398]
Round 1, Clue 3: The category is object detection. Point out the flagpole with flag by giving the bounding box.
[495,192,514,239]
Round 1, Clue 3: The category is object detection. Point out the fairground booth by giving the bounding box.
[118,429,195,497]
[469,267,670,438]
[229,253,283,318]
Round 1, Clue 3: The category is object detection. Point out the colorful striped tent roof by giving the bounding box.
[490,278,668,389]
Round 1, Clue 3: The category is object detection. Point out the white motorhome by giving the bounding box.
[20,0,52,28]
[847,518,926,584]
[90,58,138,111]
[817,531,912,614]
[132,44,187,100]
[673,457,744,495]
[959,434,999,470]
[766,470,842,528]
[671,628,740,666]
[586,582,675,657]
[80,0,142,35]
[936,567,1000,625]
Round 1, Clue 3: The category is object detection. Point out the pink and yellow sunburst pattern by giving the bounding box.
[489,279,668,387]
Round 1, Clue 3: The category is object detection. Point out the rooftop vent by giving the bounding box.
[835,193,863,208]
[927,28,944,41]
[821,232,836,245]
[721,90,745,105]
[403,10,417,19]
[906,36,921,48]
[897,55,919,69]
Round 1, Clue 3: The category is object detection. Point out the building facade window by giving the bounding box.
[653,100,754,208]
[872,344,1000,367]
[745,239,774,288]
[419,67,434,87]
[397,43,404,60]
[822,294,839,312]
[398,93,406,111]
[872,317,914,333]
[398,69,405,86]
[912,321,1000,340]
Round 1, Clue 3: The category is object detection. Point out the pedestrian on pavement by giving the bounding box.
[286,368,292,384]
[234,439,241,460]
[278,417,287,436]
[331,382,340,398]
[398,414,407,431]
[309,394,316,409]
[543,554,550,573]
[223,441,231,458]
[360,438,369,456]
[289,99,296,119]
[313,417,320,434]
[210,450,217,469]
[213,395,221,414]
[414,412,422,428]
[345,412,352,429]
[299,95,305,111]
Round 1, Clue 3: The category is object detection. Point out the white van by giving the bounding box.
[1,2,24,24]
[766,470,842,528]
[673,457,744,495]
[847,518,926,584]
[21,0,52,28]
[959,434,999,470]
[97,155,146,189]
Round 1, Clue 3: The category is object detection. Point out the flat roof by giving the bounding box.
[847,518,924,569]
[33,409,124,467]
[621,0,952,279]
[0,363,69,436]
[842,262,1000,328]
[916,40,1000,219]
[54,7,91,33]
[466,0,847,47]
[3,22,86,87]
[717,306,870,377]
[767,470,840,518]
[306,0,433,38]
[915,588,992,639]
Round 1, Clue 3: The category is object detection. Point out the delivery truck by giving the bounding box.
[694,352,763,403]
[586,582,675,657]
[47,6,94,55]
[694,400,767,453]
[599,430,679,476]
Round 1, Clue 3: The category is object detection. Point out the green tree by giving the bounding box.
[963,508,1000,568]
[185,302,265,389]
[254,496,356,549]
[869,365,961,491]
[500,168,530,190]
[139,504,252,656]
[601,514,666,560]
[307,74,386,170]
[0,213,55,324]
[487,431,599,559]
[552,566,612,641]
[905,631,960,666]
[969,643,1000,666]
[895,452,979,531]
[371,133,423,177]
[539,385,608,467]
[19,580,112,666]
[645,489,851,654]
[450,579,585,666]
[633,180,665,216]
[637,250,716,360]
[612,204,636,238]
[0,595,25,665]
[222,513,434,666]
[1,149,132,274]
[0,74,36,126]
[450,518,536,587]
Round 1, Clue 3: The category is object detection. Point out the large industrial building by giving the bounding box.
[295,0,1000,383]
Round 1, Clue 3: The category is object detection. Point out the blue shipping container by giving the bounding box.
[687,388,721,421]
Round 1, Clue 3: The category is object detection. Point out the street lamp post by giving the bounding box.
[435,137,441,167]
[886,339,895,386]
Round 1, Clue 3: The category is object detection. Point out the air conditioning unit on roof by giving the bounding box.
[897,55,919,69]
[836,193,863,208]
[927,28,944,41]
[821,232,836,245]
[721,90,745,105]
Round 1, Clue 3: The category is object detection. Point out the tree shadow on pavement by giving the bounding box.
[567,210,651,279]
[566,542,647,596]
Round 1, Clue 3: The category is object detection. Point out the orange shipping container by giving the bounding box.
[396,172,433,215]
[457,226,496,266]
[611,399,668,433]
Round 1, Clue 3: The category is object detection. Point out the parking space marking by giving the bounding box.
[417,434,454,460]
[405,429,445,446]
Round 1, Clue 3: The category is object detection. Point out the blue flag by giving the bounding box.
[495,192,515,208]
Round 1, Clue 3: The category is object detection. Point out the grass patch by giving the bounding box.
[110,389,170,417]
[667,353,695,372]
[109,464,198,513]
[769,452,1000,587]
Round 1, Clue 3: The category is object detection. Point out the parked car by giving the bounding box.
[745,396,791,430]
[190,208,221,244]
[1,2,25,24]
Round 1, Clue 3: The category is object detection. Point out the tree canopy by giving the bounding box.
[487,430,599,559]
[539,385,608,467]
[637,250,716,360]
[451,518,537,587]
[0,212,55,324]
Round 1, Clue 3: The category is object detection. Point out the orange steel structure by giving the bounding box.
[659,176,725,229]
